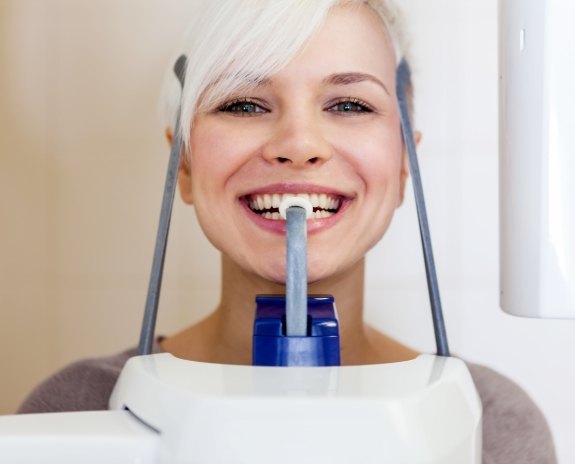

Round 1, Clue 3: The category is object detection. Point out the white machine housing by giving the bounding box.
[499,0,575,318]
[0,354,482,464]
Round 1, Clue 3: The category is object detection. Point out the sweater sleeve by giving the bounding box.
[467,363,557,464]
[17,350,133,414]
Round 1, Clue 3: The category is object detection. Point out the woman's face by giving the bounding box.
[182,4,407,284]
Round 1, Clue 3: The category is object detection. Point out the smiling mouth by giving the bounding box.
[246,193,342,220]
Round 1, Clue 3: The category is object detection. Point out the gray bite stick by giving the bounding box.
[281,197,313,337]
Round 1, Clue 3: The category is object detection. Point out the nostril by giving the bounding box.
[277,157,290,163]
[308,157,319,164]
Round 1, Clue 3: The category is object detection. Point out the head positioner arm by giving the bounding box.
[138,55,187,356]
[396,59,450,357]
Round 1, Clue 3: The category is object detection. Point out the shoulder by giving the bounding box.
[466,362,557,464]
[18,347,137,414]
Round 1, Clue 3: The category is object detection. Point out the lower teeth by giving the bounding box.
[260,210,334,220]
[262,212,281,220]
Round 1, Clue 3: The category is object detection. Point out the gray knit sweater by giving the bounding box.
[18,344,556,464]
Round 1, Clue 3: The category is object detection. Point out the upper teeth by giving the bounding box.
[248,193,341,220]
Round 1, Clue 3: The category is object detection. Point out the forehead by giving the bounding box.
[271,4,397,87]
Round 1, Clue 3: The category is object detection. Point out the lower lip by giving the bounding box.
[241,201,349,235]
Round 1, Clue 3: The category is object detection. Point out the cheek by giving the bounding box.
[341,131,405,244]
[341,132,404,193]
[190,129,233,181]
[189,122,267,190]
[327,114,402,167]
[188,129,235,246]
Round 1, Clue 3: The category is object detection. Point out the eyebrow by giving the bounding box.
[209,72,390,102]
[322,72,390,95]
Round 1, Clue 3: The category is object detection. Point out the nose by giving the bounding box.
[262,113,333,167]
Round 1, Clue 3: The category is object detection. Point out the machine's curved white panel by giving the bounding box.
[499,0,575,318]
[110,354,482,464]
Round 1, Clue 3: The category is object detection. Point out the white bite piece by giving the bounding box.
[279,196,313,219]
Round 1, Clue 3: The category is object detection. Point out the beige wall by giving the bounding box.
[1,0,55,414]
[0,0,219,413]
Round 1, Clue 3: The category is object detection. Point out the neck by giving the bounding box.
[161,255,417,365]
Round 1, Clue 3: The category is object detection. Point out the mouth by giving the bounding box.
[244,193,344,220]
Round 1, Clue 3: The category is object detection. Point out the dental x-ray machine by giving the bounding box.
[0,1,572,462]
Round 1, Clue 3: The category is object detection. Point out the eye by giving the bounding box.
[327,98,373,114]
[218,98,268,116]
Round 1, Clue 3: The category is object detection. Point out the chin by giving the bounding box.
[246,250,360,290]
[305,254,344,284]
[254,262,288,287]
[253,263,331,288]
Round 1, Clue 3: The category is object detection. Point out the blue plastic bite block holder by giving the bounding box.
[253,295,341,366]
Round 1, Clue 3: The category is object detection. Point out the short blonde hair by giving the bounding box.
[161,0,408,149]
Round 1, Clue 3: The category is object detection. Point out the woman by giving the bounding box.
[20,1,556,462]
